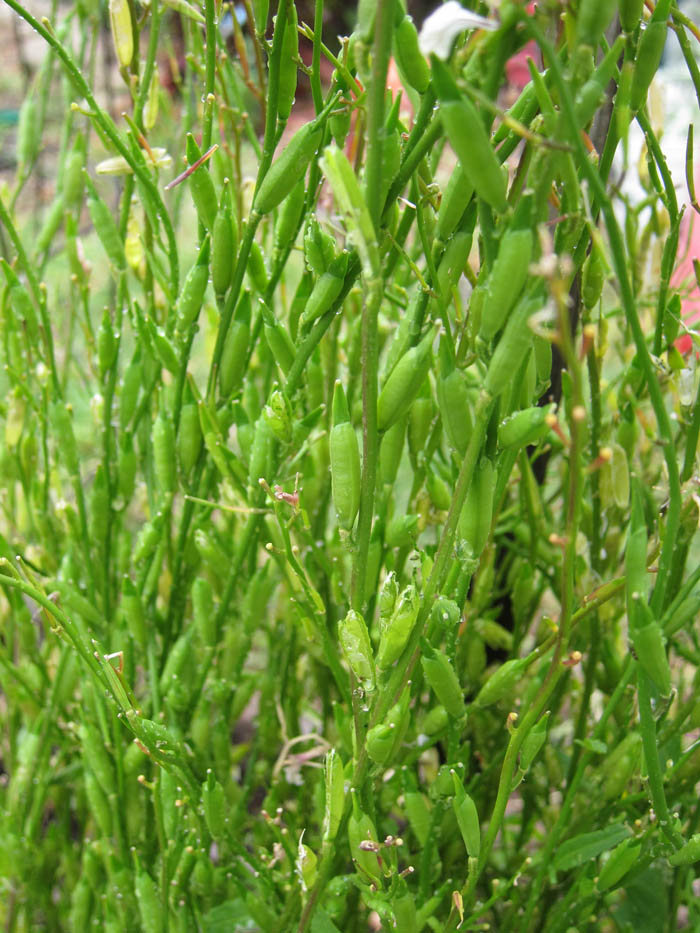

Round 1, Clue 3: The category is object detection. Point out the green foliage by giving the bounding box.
[1,0,700,930]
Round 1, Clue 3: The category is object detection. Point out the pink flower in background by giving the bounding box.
[672,198,700,356]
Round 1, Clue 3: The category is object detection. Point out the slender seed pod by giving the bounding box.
[186,134,218,231]
[479,229,534,340]
[84,771,112,837]
[202,772,227,839]
[69,879,92,930]
[404,791,431,845]
[619,0,643,31]
[248,417,274,490]
[153,410,176,494]
[436,229,473,298]
[35,194,65,255]
[437,355,472,456]
[519,711,550,773]
[473,656,529,708]
[668,834,700,867]
[600,731,642,799]
[277,2,299,121]
[498,405,553,449]
[385,513,419,549]
[254,121,324,214]
[631,599,672,696]
[378,416,407,485]
[51,402,80,476]
[392,879,418,933]
[263,388,293,444]
[322,749,345,842]
[144,66,160,130]
[177,240,210,331]
[576,0,618,49]
[436,166,474,246]
[631,0,671,113]
[582,241,608,309]
[394,15,430,94]
[377,585,420,669]
[261,300,295,373]
[379,571,399,622]
[300,253,349,329]
[88,194,126,270]
[484,297,537,398]
[178,402,203,476]
[431,57,507,213]
[274,178,306,257]
[339,608,375,690]
[452,773,480,857]
[120,352,142,429]
[348,792,382,885]
[121,576,146,647]
[192,576,216,647]
[458,457,495,556]
[330,382,361,530]
[378,328,435,432]
[79,723,115,796]
[303,215,335,275]
[219,293,251,397]
[575,36,626,128]
[626,480,648,621]
[16,96,39,174]
[597,838,642,890]
[97,309,117,377]
[63,137,86,213]
[118,433,137,501]
[212,180,237,298]
[108,0,134,69]
[247,240,268,294]
[421,643,465,718]
[135,870,161,933]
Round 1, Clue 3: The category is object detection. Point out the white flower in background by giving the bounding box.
[419,0,499,60]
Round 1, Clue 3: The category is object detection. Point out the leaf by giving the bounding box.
[575,738,608,754]
[203,899,257,932]
[311,909,343,933]
[554,824,631,872]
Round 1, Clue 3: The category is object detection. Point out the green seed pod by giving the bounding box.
[202,771,227,839]
[79,723,115,796]
[436,165,474,246]
[261,300,295,374]
[392,878,418,933]
[254,121,324,215]
[378,416,406,485]
[135,870,160,933]
[619,0,643,32]
[421,643,465,718]
[421,704,449,736]
[519,711,550,773]
[219,292,251,397]
[626,480,648,619]
[378,328,435,432]
[330,381,361,530]
[300,253,348,328]
[97,308,118,377]
[394,15,430,94]
[631,603,672,697]
[192,576,216,647]
[576,0,618,50]
[668,833,700,867]
[322,749,345,842]
[575,36,626,128]
[118,433,137,502]
[437,360,472,456]
[263,388,292,444]
[431,597,460,631]
[431,57,507,214]
[379,128,402,211]
[274,178,306,257]
[160,626,196,693]
[385,513,419,549]
[437,229,473,298]
[1,262,41,342]
[277,2,299,121]
[35,194,66,255]
[153,411,176,494]
[480,228,534,341]
[484,297,537,398]
[366,722,397,765]
[303,215,336,275]
[498,405,553,450]
[69,879,92,930]
[186,134,218,231]
[84,770,112,837]
[379,571,399,621]
[177,242,210,331]
[377,584,420,669]
[427,472,452,510]
[247,240,268,294]
[194,528,229,580]
[120,352,142,429]
[248,417,274,490]
[630,0,671,113]
[88,194,126,270]
[458,457,495,556]
[133,508,168,564]
[211,180,237,297]
[452,772,480,857]
[50,402,80,476]
[404,791,431,845]
[408,382,433,460]
[252,0,268,33]
[121,576,146,647]
[597,838,642,891]
[474,656,529,708]
[599,441,630,510]
[663,292,682,346]
[178,402,203,476]
[108,0,134,68]
[63,137,86,213]
[16,95,39,174]
[339,609,376,691]
[581,242,608,310]
[600,731,641,800]
[348,792,382,885]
